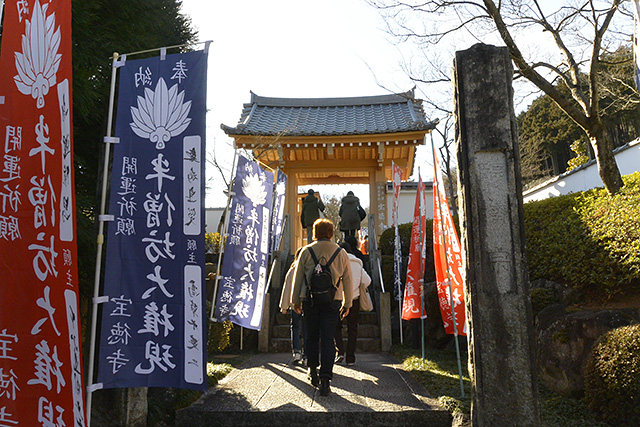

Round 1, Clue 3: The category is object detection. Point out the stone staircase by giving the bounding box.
[270,310,382,353]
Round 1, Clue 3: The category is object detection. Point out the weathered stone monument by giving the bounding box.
[453,44,541,426]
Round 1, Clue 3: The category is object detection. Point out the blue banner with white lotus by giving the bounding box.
[214,156,274,330]
[97,48,208,390]
[270,170,287,253]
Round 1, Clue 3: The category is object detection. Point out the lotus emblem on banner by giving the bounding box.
[14,0,62,109]
[242,173,267,206]
[130,77,192,149]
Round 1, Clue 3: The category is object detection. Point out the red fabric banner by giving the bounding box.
[402,178,426,320]
[0,1,86,425]
[433,154,467,336]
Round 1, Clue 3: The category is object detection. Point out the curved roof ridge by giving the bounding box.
[250,89,416,108]
[222,89,436,137]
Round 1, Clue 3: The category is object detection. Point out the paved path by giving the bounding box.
[176,352,452,426]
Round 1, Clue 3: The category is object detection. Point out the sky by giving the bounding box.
[176,1,633,209]
[179,0,446,208]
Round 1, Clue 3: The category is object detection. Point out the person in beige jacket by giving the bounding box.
[279,249,305,363]
[292,218,352,396]
[335,241,371,366]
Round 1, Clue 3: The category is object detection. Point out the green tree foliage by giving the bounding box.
[517,88,583,182]
[71,0,197,326]
[518,45,640,186]
[322,194,341,232]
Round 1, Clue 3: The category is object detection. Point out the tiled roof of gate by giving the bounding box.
[221,89,436,136]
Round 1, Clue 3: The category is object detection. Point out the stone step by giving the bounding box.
[275,310,379,326]
[270,337,381,353]
[178,410,450,426]
[176,353,452,427]
[272,324,291,339]
[270,338,293,353]
[272,323,379,339]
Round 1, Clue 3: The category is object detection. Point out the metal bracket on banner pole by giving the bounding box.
[87,383,103,393]
[103,136,120,144]
[113,53,126,68]
[160,47,166,61]
[204,40,212,53]
[98,215,114,222]
[92,296,109,304]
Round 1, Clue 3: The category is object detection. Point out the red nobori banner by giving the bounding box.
[0,1,86,426]
[433,154,467,336]
[402,178,426,320]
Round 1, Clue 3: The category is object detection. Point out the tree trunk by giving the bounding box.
[587,123,624,194]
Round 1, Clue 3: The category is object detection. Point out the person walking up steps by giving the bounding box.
[339,190,364,238]
[334,241,371,366]
[300,189,325,244]
[292,218,352,396]
[279,248,306,364]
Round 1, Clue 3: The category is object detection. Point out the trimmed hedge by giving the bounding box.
[524,171,640,298]
[379,223,415,257]
[584,324,640,426]
[378,172,639,299]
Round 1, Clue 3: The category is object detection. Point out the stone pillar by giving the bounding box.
[453,44,540,426]
[379,291,392,352]
[258,292,270,352]
[91,387,147,427]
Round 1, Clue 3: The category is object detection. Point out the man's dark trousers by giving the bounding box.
[303,299,341,380]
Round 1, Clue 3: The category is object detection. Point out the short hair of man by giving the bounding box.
[313,218,334,240]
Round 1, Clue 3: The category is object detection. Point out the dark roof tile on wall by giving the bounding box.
[221,89,436,136]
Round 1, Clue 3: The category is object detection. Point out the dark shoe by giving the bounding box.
[334,354,344,364]
[308,367,319,387]
[319,377,330,396]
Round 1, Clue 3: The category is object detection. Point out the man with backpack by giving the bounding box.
[292,218,353,396]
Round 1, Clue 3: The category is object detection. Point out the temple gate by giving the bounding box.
[222,89,436,253]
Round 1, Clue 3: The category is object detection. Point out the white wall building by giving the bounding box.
[385,181,435,227]
[523,138,640,203]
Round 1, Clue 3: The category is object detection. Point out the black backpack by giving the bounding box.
[306,246,342,305]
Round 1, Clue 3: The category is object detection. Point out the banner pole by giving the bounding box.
[210,150,239,320]
[396,218,403,345]
[86,53,120,425]
[431,135,465,398]
[418,170,426,363]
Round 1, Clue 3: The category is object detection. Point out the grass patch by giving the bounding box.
[391,344,605,426]
[391,343,471,416]
[539,385,604,427]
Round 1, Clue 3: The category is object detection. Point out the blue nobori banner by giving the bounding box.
[97,49,208,390]
[270,170,287,254]
[214,156,273,330]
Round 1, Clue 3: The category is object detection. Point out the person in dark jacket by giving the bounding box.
[300,189,325,243]
[338,191,363,238]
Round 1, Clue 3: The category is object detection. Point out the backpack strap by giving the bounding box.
[325,247,343,268]
[308,246,342,269]
[308,247,320,266]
